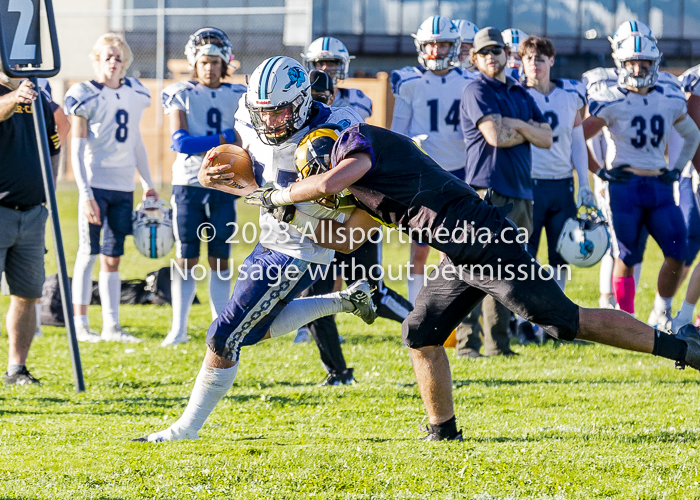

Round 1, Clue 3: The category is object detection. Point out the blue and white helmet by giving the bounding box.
[412,16,461,71]
[303,37,353,84]
[184,27,234,69]
[556,209,610,268]
[132,198,174,259]
[245,56,313,145]
[610,20,657,52]
[454,19,479,45]
[613,35,662,88]
[501,28,529,54]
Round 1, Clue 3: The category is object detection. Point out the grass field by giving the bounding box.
[1,187,700,499]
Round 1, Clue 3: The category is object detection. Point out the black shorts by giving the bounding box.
[403,232,580,348]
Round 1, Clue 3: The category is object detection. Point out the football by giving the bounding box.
[211,144,256,190]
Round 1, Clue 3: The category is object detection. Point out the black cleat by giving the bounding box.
[419,421,464,442]
[4,367,40,386]
[320,368,355,386]
[675,324,700,371]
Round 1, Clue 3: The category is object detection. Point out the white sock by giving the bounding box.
[208,270,231,320]
[407,274,424,305]
[35,303,42,330]
[99,271,121,328]
[653,292,673,314]
[147,361,239,441]
[677,301,696,325]
[171,268,197,335]
[72,253,97,306]
[599,254,614,295]
[633,263,642,289]
[74,314,89,327]
[269,293,352,338]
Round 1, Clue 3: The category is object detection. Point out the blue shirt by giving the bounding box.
[460,72,546,200]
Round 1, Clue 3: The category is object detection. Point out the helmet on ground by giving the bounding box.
[412,16,461,71]
[132,198,175,259]
[556,209,610,268]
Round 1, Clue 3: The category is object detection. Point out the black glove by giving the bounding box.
[244,186,277,209]
[268,205,296,224]
[658,168,681,186]
[596,166,633,184]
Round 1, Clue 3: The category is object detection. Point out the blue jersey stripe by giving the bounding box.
[322,37,329,51]
[259,56,281,100]
[433,16,439,34]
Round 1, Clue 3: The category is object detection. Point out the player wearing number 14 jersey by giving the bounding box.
[160,27,247,346]
[65,33,158,343]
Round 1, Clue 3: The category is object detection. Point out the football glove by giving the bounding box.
[268,205,297,224]
[659,168,681,186]
[577,185,597,209]
[596,166,633,184]
[244,186,292,209]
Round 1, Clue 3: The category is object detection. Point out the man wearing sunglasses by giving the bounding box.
[456,27,552,358]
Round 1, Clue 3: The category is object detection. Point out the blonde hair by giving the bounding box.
[90,33,133,78]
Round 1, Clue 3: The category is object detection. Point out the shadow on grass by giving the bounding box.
[452,378,700,388]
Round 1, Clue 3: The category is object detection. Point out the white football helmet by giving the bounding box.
[303,37,353,84]
[613,35,662,88]
[556,209,610,268]
[132,198,175,259]
[454,19,479,45]
[502,28,528,69]
[184,27,234,69]
[609,20,657,52]
[245,56,313,145]
[412,16,461,71]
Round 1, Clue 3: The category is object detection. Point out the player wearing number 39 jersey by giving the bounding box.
[65,33,158,344]
[160,27,247,346]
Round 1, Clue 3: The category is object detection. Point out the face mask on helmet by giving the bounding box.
[184,27,234,69]
[246,56,313,145]
[556,208,610,268]
[303,37,353,84]
[295,126,342,208]
[613,35,661,88]
[413,16,461,71]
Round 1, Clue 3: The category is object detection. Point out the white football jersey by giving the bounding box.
[333,87,372,120]
[235,100,362,265]
[162,80,247,186]
[64,78,151,193]
[527,79,586,179]
[589,82,687,170]
[390,66,475,172]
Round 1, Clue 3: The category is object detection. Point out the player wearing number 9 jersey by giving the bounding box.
[584,34,700,326]
[65,33,157,344]
[160,27,247,346]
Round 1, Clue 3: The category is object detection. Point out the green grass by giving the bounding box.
[1,186,700,499]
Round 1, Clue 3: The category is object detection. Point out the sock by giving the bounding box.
[171,268,197,336]
[407,274,424,306]
[72,253,97,306]
[74,315,89,327]
[430,415,459,439]
[269,293,352,338]
[633,263,642,289]
[653,292,673,314]
[99,271,121,328]
[208,270,231,320]
[35,303,42,330]
[7,364,24,376]
[652,329,688,361]
[148,361,239,441]
[677,301,696,326]
[612,276,636,314]
[599,254,614,295]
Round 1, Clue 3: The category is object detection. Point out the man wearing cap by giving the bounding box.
[456,27,552,357]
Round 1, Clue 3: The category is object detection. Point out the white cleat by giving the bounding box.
[648,308,672,333]
[76,324,103,343]
[293,326,311,344]
[341,279,377,325]
[161,330,189,347]
[131,425,199,443]
[102,324,142,343]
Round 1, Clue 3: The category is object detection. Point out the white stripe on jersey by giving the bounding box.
[64,78,151,193]
[527,80,586,179]
[333,87,372,120]
[390,66,475,172]
[162,80,247,186]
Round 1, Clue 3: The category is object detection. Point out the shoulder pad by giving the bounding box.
[124,77,151,98]
[680,66,700,94]
[64,81,101,114]
[327,106,362,129]
[558,78,587,106]
[582,67,616,88]
[657,71,682,90]
[658,81,686,100]
[162,81,195,108]
[228,83,247,94]
[588,86,625,115]
[390,66,424,94]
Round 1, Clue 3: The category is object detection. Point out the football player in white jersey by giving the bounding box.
[502,28,528,81]
[520,36,595,292]
[159,28,247,346]
[65,33,157,343]
[390,15,473,304]
[134,58,377,443]
[303,37,373,120]
[454,19,479,76]
[583,35,700,326]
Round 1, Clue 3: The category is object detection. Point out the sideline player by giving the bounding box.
[133,58,376,442]
[520,36,595,291]
[390,15,473,304]
[454,19,479,74]
[502,28,528,80]
[303,37,373,120]
[160,28,246,346]
[243,122,700,441]
[583,34,700,325]
[65,33,157,343]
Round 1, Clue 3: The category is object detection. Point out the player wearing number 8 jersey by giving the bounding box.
[160,28,247,346]
[583,34,700,325]
[65,33,158,343]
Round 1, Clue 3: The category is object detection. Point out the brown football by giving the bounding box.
[210,144,255,190]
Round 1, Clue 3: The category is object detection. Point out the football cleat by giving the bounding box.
[293,326,312,344]
[102,324,142,343]
[320,368,355,386]
[4,367,40,386]
[131,426,200,443]
[161,330,189,347]
[674,324,700,371]
[648,308,672,333]
[340,280,377,325]
[76,324,102,343]
[420,422,464,442]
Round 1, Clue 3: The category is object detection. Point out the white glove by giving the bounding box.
[577,185,597,209]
